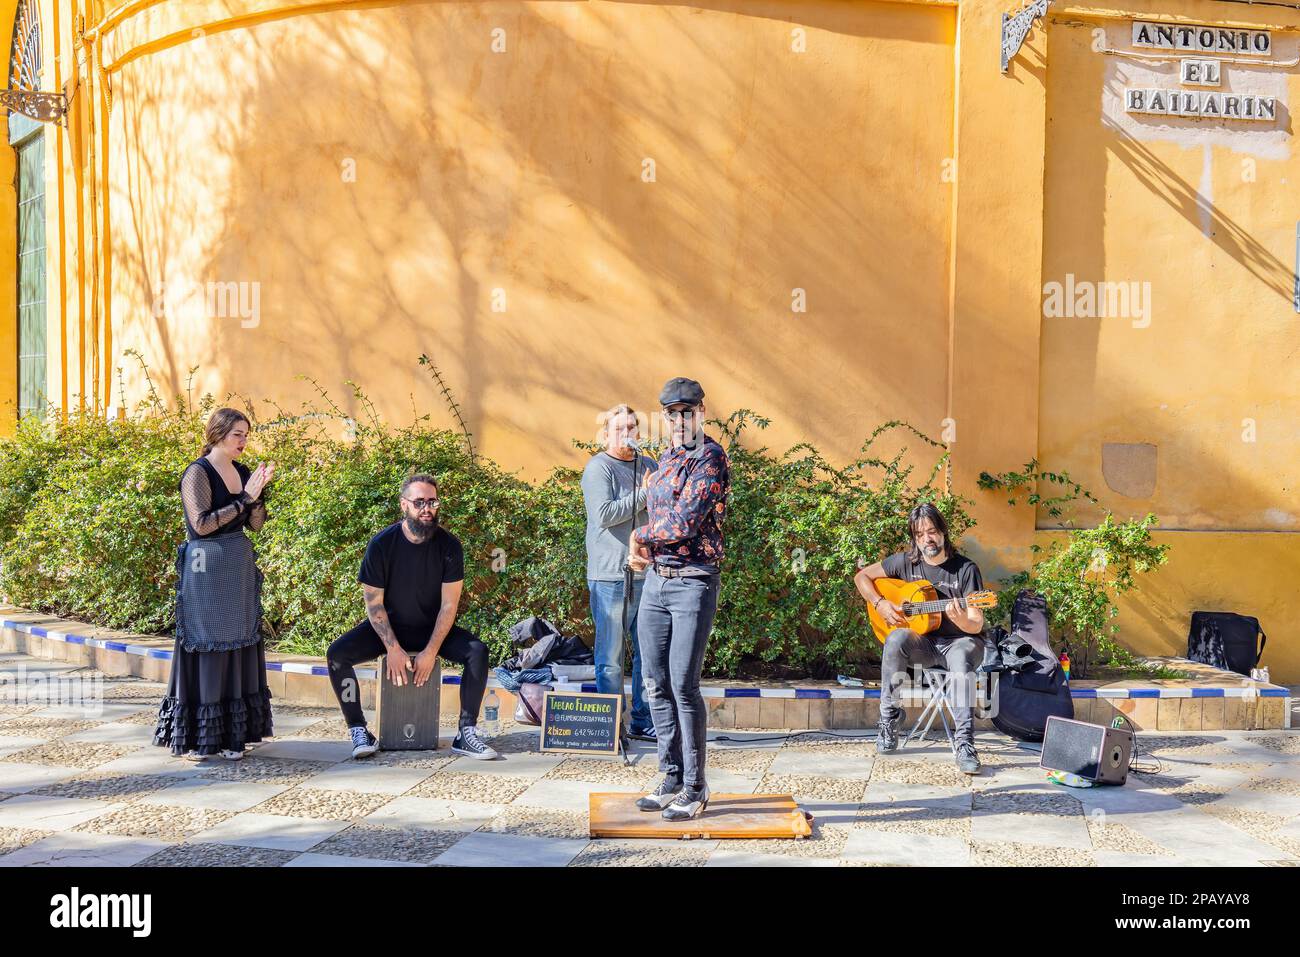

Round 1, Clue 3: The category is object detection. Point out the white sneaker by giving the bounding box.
[220,749,244,761]
[181,751,207,762]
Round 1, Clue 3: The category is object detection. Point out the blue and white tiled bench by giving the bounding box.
[1,610,1290,732]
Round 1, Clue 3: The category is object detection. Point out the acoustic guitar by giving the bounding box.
[866,578,998,644]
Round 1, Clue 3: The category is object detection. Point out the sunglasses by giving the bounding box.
[662,406,700,422]
[403,497,440,511]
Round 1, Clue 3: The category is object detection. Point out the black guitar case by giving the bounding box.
[991,590,1074,742]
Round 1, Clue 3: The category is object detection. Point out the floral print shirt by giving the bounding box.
[633,435,731,569]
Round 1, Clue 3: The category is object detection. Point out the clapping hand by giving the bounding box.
[244,461,276,501]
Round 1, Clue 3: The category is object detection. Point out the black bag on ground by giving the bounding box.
[1187,611,1266,676]
[502,616,594,671]
[991,590,1074,742]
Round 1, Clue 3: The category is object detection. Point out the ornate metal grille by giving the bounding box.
[4,1,66,124]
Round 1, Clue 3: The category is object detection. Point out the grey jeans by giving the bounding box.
[637,568,719,790]
[880,628,984,741]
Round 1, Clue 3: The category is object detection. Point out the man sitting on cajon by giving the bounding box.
[326,473,498,760]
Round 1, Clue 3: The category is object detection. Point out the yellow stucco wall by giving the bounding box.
[101,0,959,470]
[1031,2,1300,680]
[1041,7,1300,534]
[1038,528,1295,678]
[5,0,1299,679]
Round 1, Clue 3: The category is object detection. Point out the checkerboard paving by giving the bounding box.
[0,655,1298,867]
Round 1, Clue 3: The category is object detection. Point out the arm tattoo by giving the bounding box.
[364,589,400,652]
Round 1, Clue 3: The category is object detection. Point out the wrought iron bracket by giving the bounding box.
[1,88,68,125]
[1001,0,1051,73]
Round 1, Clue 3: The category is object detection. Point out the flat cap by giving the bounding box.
[658,377,705,407]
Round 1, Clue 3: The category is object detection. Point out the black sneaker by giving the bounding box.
[628,726,658,743]
[636,774,684,811]
[349,726,378,759]
[876,708,905,754]
[662,783,710,821]
[956,739,981,775]
[451,726,501,760]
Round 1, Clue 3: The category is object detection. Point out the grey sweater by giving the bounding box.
[581,452,658,581]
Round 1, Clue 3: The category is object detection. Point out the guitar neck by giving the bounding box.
[903,596,972,615]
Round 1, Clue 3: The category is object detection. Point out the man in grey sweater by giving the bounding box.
[582,404,658,739]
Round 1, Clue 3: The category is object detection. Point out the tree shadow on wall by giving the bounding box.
[114,0,1010,475]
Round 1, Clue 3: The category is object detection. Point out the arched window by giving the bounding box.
[9,0,45,418]
[8,0,41,92]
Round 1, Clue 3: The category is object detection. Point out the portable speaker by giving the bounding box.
[1039,716,1133,785]
[376,656,442,751]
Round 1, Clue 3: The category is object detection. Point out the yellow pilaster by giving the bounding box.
[947,0,1049,579]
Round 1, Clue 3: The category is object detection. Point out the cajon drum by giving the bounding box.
[376,655,441,750]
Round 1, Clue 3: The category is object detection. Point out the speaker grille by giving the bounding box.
[1039,717,1133,785]
[1041,718,1103,778]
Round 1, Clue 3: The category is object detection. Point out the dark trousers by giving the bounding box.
[637,568,719,790]
[880,628,983,741]
[326,620,489,731]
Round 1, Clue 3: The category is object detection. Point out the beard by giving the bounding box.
[404,513,439,539]
[921,541,943,558]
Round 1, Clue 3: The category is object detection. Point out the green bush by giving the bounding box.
[707,411,969,677]
[252,410,591,661]
[0,357,1164,678]
[0,391,205,632]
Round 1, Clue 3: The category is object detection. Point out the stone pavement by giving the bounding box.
[1,652,1298,867]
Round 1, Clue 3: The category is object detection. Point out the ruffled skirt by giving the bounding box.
[153,637,274,756]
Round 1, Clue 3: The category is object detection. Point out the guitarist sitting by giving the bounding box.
[854,503,988,775]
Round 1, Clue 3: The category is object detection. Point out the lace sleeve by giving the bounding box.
[246,499,267,532]
[181,461,249,536]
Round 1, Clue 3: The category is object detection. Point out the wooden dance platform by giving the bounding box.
[588,792,812,840]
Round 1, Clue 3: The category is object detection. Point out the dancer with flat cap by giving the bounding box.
[628,377,731,821]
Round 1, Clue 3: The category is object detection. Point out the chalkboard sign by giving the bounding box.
[540,690,622,755]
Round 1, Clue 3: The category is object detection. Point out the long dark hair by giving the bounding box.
[905,502,957,564]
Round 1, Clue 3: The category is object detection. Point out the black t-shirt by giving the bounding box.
[358,523,465,639]
[881,550,984,639]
